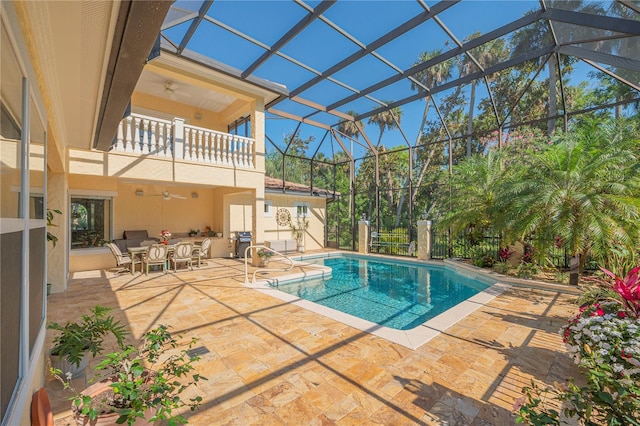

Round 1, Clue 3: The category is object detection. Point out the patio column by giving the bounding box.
[417,220,432,260]
[172,117,184,160]
[358,219,369,254]
[47,172,68,292]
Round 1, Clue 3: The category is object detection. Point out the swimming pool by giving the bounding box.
[275,255,493,330]
[251,252,507,349]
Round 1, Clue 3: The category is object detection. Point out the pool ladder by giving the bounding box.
[243,245,295,285]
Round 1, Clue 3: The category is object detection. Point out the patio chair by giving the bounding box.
[192,238,211,267]
[143,244,169,275]
[106,242,133,275]
[170,242,193,272]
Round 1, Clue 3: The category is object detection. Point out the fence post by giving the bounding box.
[358,219,370,254]
[417,220,432,260]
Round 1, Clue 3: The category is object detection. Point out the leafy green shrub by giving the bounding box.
[48,305,127,368]
[493,262,510,274]
[517,262,540,279]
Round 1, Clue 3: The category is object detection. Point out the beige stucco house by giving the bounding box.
[0,2,332,424]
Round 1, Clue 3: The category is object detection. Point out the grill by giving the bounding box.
[235,231,252,258]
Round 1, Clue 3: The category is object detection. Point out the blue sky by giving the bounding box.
[164,1,637,160]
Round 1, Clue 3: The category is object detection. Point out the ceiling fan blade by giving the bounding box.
[170,193,187,200]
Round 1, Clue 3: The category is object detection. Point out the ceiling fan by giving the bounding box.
[163,81,178,100]
[148,191,186,201]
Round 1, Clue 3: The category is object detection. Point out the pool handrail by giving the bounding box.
[243,245,295,285]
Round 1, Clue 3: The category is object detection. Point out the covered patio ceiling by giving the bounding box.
[159,0,640,161]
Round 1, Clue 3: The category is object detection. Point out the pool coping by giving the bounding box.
[246,251,514,350]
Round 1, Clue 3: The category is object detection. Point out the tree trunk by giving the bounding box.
[569,255,580,286]
[466,81,476,157]
[548,55,557,136]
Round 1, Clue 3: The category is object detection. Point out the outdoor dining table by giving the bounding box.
[127,241,201,273]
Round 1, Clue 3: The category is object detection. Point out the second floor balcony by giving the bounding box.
[111,113,255,169]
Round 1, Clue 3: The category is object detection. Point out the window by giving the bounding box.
[70,197,111,248]
[294,202,309,218]
[264,200,272,217]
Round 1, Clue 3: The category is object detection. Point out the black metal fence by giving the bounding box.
[431,230,599,270]
[430,230,501,260]
[370,226,416,257]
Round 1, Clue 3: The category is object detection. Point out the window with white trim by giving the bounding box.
[264,200,272,217]
[70,196,112,248]
[293,202,309,218]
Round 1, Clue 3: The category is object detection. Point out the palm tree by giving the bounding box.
[509,11,558,135]
[367,103,402,149]
[337,110,361,154]
[411,50,453,138]
[459,34,508,156]
[498,119,640,285]
[409,50,454,210]
[436,148,509,234]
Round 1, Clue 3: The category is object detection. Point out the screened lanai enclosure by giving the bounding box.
[161,1,640,261]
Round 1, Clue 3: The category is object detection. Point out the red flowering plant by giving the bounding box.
[498,246,514,263]
[160,230,171,245]
[516,266,640,425]
[598,265,640,319]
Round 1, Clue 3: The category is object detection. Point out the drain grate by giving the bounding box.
[187,346,210,358]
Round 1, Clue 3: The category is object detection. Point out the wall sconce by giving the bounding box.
[135,190,144,196]
[191,192,198,198]
[194,112,202,120]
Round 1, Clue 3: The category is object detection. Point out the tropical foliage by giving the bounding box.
[515,266,640,425]
[264,0,639,255]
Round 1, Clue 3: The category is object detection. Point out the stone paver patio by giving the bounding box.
[46,254,580,425]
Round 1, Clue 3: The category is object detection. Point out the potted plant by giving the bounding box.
[188,229,199,237]
[290,217,309,253]
[52,325,206,426]
[257,248,274,267]
[48,305,127,378]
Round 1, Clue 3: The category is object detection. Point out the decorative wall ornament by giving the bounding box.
[276,208,291,227]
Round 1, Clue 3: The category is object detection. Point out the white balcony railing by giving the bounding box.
[112,113,255,169]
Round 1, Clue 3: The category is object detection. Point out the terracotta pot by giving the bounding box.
[73,378,157,426]
[49,352,89,379]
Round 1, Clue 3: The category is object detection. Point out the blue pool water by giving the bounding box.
[275,255,493,330]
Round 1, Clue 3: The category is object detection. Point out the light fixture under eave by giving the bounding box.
[164,81,177,100]
[135,190,144,196]
[191,192,198,198]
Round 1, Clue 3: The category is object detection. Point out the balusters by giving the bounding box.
[141,119,150,154]
[247,139,254,168]
[240,138,247,167]
[124,116,133,152]
[133,117,141,153]
[214,133,221,164]
[224,134,231,165]
[184,127,192,160]
[115,114,255,169]
[149,120,157,154]
[232,136,238,165]
[197,130,203,161]
[157,123,166,157]
[114,121,124,151]
[204,132,212,163]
